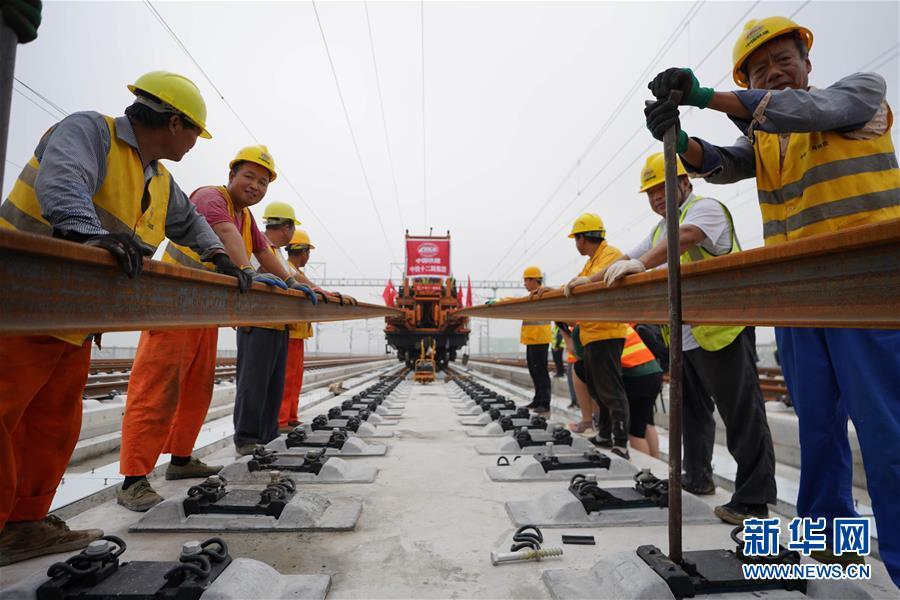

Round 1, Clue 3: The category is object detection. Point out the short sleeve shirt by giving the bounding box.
[190,187,270,253]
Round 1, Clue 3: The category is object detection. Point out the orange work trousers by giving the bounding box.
[119,328,218,476]
[278,339,305,427]
[0,336,91,529]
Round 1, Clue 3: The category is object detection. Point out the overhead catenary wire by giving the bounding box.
[485,1,706,278]
[141,0,363,273]
[311,0,396,262]
[420,0,427,231]
[364,1,405,234]
[13,78,69,118]
[12,85,66,121]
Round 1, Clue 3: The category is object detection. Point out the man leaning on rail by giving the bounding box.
[645,16,900,584]
[0,71,249,565]
[604,152,777,526]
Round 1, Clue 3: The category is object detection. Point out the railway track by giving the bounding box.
[469,356,790,403]
[83,355,388,399]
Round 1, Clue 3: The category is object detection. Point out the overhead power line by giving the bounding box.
[486,0,705,278]
[13,78,69,118]
[311,0,396,262]
[364,1,405,233]
[141,0,363,273]
[420,0,427,231]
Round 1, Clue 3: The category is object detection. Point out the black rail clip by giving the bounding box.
[637,526,805,599]
[37,537,232,600]
[536,450,611,473]
[248,447,329,475]
[183,475,295,519]
[568,470,667,513]
[286,427,347,449]
[515,427,573,448]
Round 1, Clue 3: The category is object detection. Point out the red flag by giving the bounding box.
[382,280,397,307]
[466,276,473,308]
[457,285,463,302]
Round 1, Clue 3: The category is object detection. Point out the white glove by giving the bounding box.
[563,276,591,297]
[603,258,646,286]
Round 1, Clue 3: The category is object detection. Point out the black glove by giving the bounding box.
[211,253,253,293]
[315,290,329,304]
[83,233,145,278]
[649,67,713,108]
[285,277,317,305]
[644,99,689,152]
[1,0,42,44]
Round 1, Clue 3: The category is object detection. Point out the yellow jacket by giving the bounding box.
[520,321,552,345]
[576,241,628,345]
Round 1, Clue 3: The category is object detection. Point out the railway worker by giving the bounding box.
[235,203,322,451]
[278,229,317,432]
[520,266,553,413]
[116,147,313,512]
[604,153,777,525]
[557,214,631,459]
[644,16,900,579]
[0,71,249,563]
[550,324,566,378]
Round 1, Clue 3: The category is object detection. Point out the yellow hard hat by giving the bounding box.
[127,71,211,139]
[288,229,315,250]
[639,152,687,192]
[568,213,605,238]
[262,201,299,224]
[230,145,277,181]
[732,17,813,88]
[522,266,543,279]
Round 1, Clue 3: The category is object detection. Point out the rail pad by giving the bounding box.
[486,452,638,481]
[475,436,594,455]
[130,489,362,532]
[505,489,717,528]
[266,435,388,456]
[220,454,378,484]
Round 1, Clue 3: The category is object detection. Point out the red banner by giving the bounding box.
[405,237,450,277]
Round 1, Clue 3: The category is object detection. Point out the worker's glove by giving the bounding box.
[1,0,42,44]
[285,277,317,305]
[313,287,329,303]
[649,68,713,108]
[83,233,146,279]
[485,298,497,306]
[211,253,252,292]
[644,99,689,153]
[529,286,550,300]
[241,266,288,290]
[563,276,591,297]
[331,292,357,306]
[603,258,646,286]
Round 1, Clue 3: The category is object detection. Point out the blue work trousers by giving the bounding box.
[776,327,900,586]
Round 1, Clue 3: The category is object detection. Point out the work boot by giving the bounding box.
[0,515,103,566]
[810,547,867,567]
[534,405,551,415]
[714,500,768,525]
[235,443,258,457]
[116,479,163,512]
[165,457,222,481]
[611,446,631,460]
[683,481,717,496]
[588,434,613,448]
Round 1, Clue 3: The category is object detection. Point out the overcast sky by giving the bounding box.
[6,0,899,351]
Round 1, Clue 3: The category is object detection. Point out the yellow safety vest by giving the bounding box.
[162,186,253,270]
[652,195,744,352]
[288,267,313,339]
[753,109,900,246]
[520,321,552,345]
[576,242,628,345]
[0,115,171,345]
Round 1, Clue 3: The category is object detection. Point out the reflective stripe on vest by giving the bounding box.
[752,109,900,246]
[161,185,253,271]
[651,195,744,352]
[521,321,552,345]
[0,115,171,345]
[621,326,655,368]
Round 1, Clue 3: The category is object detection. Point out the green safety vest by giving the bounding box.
[652,195,745,352]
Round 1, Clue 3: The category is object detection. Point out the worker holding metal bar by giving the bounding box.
[0,71,245,563]
[557,214,631,460]
[278,229,317,432]
[116,147,313,512]
[520,266,553,414]
[234,203,326,454]
[604,153,777,525]
[645,16,900,582]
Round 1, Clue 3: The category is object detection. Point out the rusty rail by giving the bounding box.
[457,220,900,328]
[0,229,402,336]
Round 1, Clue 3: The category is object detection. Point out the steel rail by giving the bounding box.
[456,219,900,328]
[0,229,402,336]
